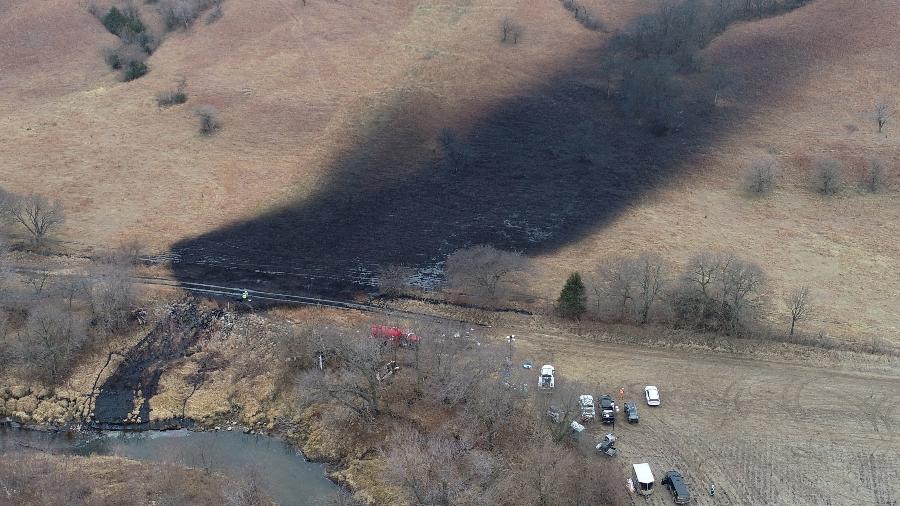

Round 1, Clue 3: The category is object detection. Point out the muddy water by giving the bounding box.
[0,427,339,505]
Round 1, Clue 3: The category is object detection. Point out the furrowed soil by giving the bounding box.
[510,330,900,505]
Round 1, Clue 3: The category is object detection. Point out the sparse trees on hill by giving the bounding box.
[743,156,777,195]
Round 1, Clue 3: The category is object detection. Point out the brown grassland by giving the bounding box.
[0,0,897,345]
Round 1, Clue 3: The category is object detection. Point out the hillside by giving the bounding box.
[1,0,897,343]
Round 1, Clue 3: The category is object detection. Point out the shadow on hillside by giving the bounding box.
[170,10,817,294]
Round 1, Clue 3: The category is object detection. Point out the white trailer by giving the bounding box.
[632,463,655,496]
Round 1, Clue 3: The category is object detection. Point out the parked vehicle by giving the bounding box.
[632,463,655,496]
[596,433,618,456]
[662,471,691,504]
[371,325,420,347]
[645,385,660,406]
[579,394,595,422]
[598,394,616,424]
[539,365,555,391]
[623,401,639,423]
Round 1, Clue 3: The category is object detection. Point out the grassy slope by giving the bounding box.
[0,0,897,342]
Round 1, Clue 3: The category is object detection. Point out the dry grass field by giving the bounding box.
[1,0,897,344]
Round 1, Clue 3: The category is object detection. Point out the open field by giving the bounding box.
[503,327,900,505]
[1,0,898,346]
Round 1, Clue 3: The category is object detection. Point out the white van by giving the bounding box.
[632,463,655,496]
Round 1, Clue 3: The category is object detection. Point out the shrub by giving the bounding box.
[122,60,149,81]
[156,78,188,107]
[205,4,223,24]
[160,0,221,31]
[743,156,777,195]
[814,157,843,195]
[863,158,887,193]
[195,106,222,135]
[102,6,146,37]
[561,0,604,31]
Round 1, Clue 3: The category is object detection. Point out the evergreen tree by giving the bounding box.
[557,272,587,319]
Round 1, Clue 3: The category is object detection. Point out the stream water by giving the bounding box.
[0,426,340,505]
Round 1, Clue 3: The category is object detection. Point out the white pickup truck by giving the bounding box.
[538,365,555,391]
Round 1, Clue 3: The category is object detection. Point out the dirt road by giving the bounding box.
[507,330,900,505]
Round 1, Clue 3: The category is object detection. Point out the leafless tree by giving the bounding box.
[3,193,65,247]
[596,252,667,323]
[863,158,887,193]
[814,157,843,195]
[296,331,389,420]
[499,17,522,44]
[86,258,139,335]
[634,252,667,324]
[672,251,766,334]
[743,156,777,195]
[871,97,894,133]
[222,467,267,506]
[377,264,414,298]
[784,285,810,337]
[444,245,527,303]
[16,304,87,384]
[384,427,466,505]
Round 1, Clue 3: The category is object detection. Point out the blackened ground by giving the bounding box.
[91,300,222,427]
[171,5,819,294]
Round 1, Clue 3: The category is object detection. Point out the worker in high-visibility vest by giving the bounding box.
[241,290,249,302]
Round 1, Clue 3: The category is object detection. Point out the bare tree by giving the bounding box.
[499,17,522,44]
[377,264,415,298]
[708,67,736,107]
[86,258,139,335]
[444,245,527,303]
[784,285,810,337]
[596,252,666,323]
[634,252,667,324]
[622,57,680,135]
[296,331,389,420]
[672,251,766,334]
[4,193,65,247]
[863,158,887,193]
[16,304,87,384]
[871,97,894,133]
[384,427,466,505]
[814,157,843,195]
[743,156,777,195]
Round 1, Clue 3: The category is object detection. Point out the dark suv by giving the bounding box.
[623,401,639,423]
[598,394,616,424]
[662,471,691,504]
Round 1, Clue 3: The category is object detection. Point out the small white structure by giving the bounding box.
[632,463,655,496]
[539,365,555,390]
